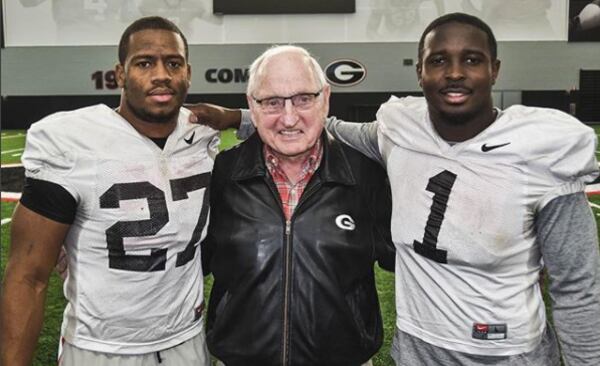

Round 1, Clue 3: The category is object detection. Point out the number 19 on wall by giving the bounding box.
[92,70,118,90]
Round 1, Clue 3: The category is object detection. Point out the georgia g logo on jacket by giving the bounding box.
[335,214,356,231]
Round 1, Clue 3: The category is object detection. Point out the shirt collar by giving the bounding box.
[263,138,323,180]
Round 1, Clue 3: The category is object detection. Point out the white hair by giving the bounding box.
[246,45,327,96]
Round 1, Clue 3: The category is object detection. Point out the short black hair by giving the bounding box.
[418,12,497,62]
[118,16,189,65]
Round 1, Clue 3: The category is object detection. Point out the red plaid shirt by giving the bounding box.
[264,139,323,220]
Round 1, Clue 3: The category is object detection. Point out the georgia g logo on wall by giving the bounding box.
[325,59,366,87]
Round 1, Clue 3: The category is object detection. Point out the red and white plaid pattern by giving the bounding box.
[264,140,323,220]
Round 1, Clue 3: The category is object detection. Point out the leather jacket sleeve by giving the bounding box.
[369,176,395,272]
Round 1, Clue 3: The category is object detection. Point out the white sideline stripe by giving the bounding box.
[1,218,11,226]
[586,183,600,196]
[1,192,21,202]
[589,202,600,210]
[1,163,24,168]
[11,153,21,157]
[1,148,24,155]
[0,134,25,140]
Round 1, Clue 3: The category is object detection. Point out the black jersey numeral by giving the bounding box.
[170,173,211,267]
[99,173,210,272]
[413,170,457,264]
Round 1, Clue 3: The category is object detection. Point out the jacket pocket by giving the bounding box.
[213,290,230,324]
[208,289,231,341]
[343,276,382,350]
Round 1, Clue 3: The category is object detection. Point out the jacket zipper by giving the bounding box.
[263,176,292,365]
[267,174,321,366]
[280,182,321,364]
[282,219,292,365]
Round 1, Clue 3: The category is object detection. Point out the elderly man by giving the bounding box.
[201,45,394,366]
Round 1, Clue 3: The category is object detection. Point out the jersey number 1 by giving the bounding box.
[99,173,210,272]
[413,170,456,264]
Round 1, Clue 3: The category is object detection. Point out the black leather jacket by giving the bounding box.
[203,131,394,366]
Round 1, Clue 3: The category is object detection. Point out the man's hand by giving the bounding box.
[185,102,242,130]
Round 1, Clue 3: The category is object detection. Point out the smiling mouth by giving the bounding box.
[279,129,303,138]
[440,87,472,105]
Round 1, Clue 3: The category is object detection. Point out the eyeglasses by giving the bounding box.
[253,90,322,114]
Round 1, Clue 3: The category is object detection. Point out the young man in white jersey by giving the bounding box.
[1,17,216,366]
[190,12,600,365]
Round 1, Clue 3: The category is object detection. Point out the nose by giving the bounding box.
[280,99,299,127]
[445,60,465,80]
[152,61,172,83]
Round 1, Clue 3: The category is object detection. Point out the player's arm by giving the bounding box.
[186,103,242,131]
[185,103,384,163]
[0,204,70,366]
[368,171,395,271]
[325,118,383,165]
[536,192,600,364]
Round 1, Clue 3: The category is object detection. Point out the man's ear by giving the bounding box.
[416,62,423,87]
[116,63,125,88]
[187,63,192,86]
[491,59,501,85]
[246,95,258,127]
[321,83,331,117]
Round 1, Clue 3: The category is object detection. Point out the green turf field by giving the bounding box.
[0,130,27,165]
[2,125,600,365]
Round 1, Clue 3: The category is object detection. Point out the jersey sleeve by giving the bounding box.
[20,177,77,224]
[237,109,255,141]
[21,116,80,203]
[375,96,429,168]
[527,110,599,211]
[207,134,221,161]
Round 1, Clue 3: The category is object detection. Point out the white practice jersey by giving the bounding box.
[377,96,598,356]
[22,104,219,354]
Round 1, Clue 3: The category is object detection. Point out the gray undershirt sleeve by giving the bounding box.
[236,109,255,140]
[537,192,600,366]
[324,117,384,166]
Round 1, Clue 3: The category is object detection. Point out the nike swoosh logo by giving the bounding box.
[481,142,510,152]
[184,131,195,145]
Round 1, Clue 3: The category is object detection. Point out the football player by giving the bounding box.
[1,16,216,365]
[189,12,600,366]
[323,12,600,366]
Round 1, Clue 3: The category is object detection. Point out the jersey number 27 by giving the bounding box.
[99,173,210,272]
